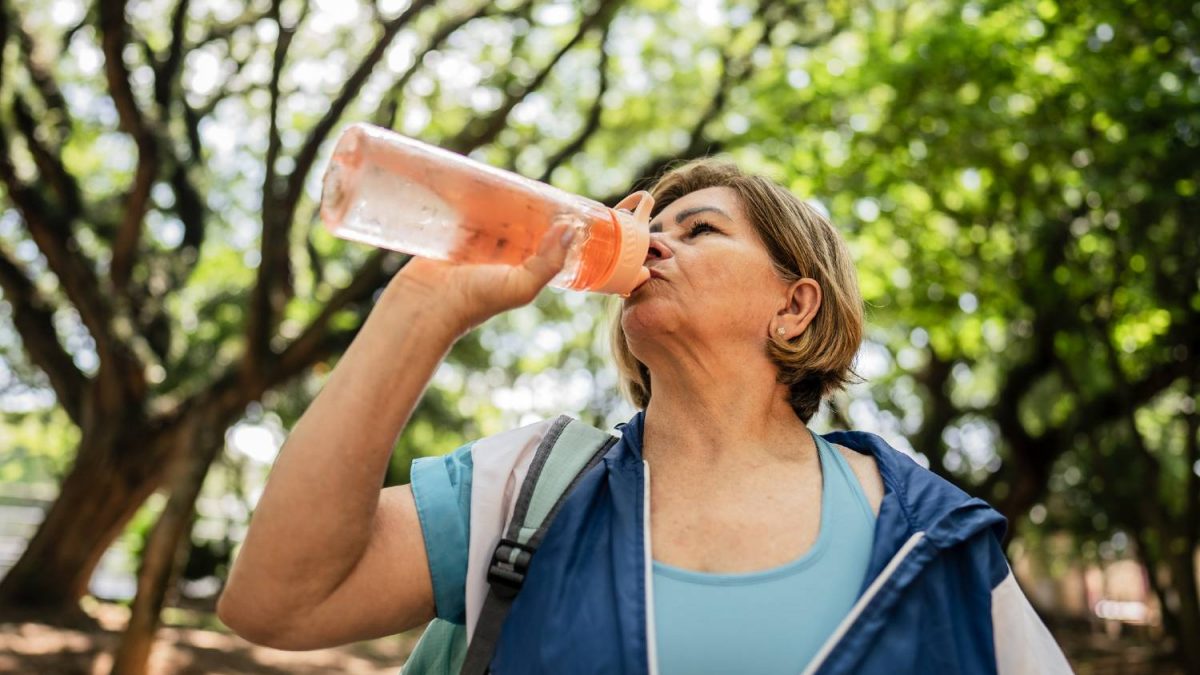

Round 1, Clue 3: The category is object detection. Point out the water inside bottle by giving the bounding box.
[330,161,461,260]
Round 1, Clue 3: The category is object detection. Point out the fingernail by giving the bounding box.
[560,225,576,247]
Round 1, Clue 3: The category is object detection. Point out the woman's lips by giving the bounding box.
[629,267,666,294]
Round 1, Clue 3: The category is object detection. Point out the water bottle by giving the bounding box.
[319,123,654,296]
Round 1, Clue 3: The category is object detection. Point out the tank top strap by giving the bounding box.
[813,432,877,525]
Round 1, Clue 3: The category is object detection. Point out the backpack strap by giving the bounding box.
[460,414,618,675]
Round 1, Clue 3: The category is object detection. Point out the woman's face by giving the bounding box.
[621,186,789,361]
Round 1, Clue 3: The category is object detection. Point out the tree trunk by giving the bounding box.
[1166,545,1200,673]
[993,451,1051,546]
[0,337,321,618]
[0,428,168,615]
[1133,515,1200,672]
[1179,386,1200,673]
[1134,534,1179,647]
[111,414,225,675]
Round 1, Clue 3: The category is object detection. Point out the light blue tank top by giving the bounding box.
[650,433,877,675]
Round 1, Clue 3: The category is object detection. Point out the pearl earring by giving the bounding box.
[777,327,786,335]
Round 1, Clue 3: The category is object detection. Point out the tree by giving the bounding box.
[0,0,848,671]
[739,0,1198,667]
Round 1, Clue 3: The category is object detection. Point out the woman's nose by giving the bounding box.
[644,233,673,263]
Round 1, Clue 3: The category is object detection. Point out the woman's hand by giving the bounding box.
[395,220,578,336]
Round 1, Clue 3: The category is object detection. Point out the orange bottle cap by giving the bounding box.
[595,191,655,296]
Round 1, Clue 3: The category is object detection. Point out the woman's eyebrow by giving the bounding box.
[648,206,731,233]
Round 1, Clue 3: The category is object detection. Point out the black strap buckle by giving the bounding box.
[487,538,536,598]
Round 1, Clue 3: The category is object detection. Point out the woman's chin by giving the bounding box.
[621,306,679,340]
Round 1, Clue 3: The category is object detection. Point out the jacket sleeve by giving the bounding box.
[991,568,1075,674]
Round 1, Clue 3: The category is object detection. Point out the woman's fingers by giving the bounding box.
[391,221,580,334]
[515,221,577,293]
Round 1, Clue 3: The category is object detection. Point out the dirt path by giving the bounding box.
[0,601,420,674]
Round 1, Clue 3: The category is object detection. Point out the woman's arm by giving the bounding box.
[217,275,460,649]
[218,222,579,650]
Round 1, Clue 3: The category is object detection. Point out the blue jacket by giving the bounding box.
[441,412,1072,674]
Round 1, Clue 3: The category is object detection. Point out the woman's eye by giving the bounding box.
[688,221,717,236]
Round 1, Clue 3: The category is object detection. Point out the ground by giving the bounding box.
[0,600,420,674]
[0,599,1184,674]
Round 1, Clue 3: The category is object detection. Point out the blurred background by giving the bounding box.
[0,0,1196,673]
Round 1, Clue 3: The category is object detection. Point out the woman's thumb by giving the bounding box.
[521,221,577,285]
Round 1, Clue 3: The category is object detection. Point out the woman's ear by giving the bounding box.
[774,278,822,340]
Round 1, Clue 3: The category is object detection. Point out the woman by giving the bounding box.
[218,160,1072,674]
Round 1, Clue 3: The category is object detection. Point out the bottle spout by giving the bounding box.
[623,266,652,297]
[612,190,654,216]
[595,191,655,296]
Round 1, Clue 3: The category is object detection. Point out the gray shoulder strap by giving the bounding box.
[459,414,618,675]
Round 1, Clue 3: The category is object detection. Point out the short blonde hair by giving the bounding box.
[609,159,864,422]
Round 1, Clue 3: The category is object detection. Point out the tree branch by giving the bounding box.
[296,1,540,352]
[371,0,505,129]
[247,0,437,368]
[5,14,80,219]
[193,251,398,416]
[180,95,205,161]
[185,46,255,149]
[169,161,206,256]
[280,0,439,215]
[984,313,1192,528]
[115,155,207,364]
[152,0,191,113]
[0,247,87,423]
[11,92,83,219]
[0,124,145,407]
[539,22,613,183]
[983,314,1067,525]
[275,323,363,384]
[96,13,212,384]
[192,5,271,50]
[99,0,161,290]
[59,4,96,56]
[0,2,8,70]
[103,0,213,366]
[241,0,313,381]
[276,250,397,378]
[303,210,325,289]
[446,0,623,155]
[299,0,579,377]
[911,350,958,481]
[596,0,785,205]
[262,0,307,205]
[1186,377,1200,545]
[13,16,72,141]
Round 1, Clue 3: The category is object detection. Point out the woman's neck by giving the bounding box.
[639,355,814,470]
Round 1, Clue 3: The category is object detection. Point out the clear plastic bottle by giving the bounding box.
[320,123,654,296]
